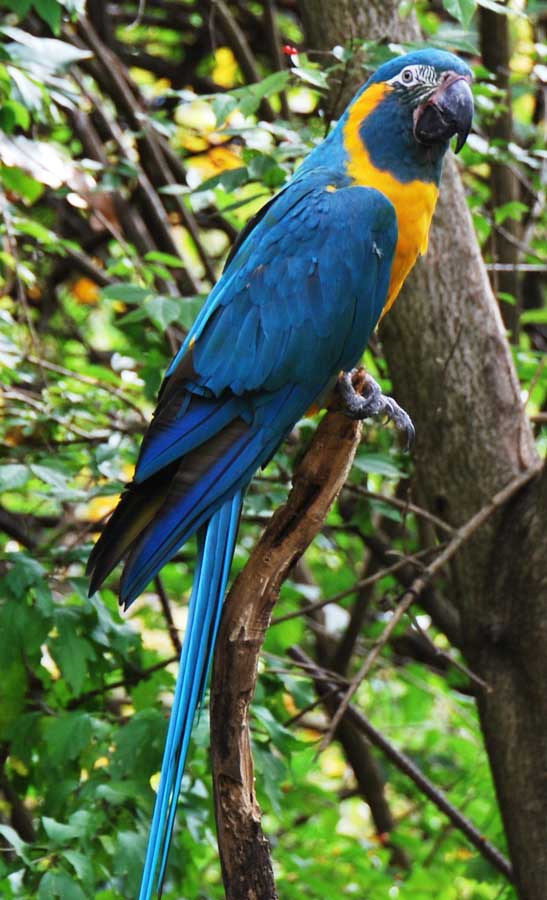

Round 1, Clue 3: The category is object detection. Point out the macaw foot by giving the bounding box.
[337,368,415,450]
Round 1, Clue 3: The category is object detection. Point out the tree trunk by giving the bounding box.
[298,2,547,898]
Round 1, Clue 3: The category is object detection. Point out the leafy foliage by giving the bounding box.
[0,0,545,898]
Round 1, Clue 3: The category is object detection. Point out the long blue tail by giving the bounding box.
[138,491,243,900]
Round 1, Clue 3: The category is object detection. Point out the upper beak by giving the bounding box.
[414,74,474,153]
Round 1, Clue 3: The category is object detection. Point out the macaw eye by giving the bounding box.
[401,68,414,84]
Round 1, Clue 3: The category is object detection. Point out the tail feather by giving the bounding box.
[135,390,248,483]
[86,464,177,596]
[138,491,243,900]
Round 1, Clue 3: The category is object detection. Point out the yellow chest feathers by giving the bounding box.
[343,84,439,313]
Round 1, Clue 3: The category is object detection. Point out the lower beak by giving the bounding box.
[414,76,474,153]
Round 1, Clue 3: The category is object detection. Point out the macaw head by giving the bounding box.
[346,49,474,184]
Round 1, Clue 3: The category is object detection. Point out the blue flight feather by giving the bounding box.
[135,392,248,483]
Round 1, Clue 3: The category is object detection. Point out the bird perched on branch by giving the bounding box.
[87,48,473,899]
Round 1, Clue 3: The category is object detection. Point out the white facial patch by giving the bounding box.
[387,64,438,89]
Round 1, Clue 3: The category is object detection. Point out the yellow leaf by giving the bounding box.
[86,495,120,522]
[72,277,100,305]
[212,47,239,89]
[10,757,28,777]
[187,145,242,180]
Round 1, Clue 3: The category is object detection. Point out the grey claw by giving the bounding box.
[337,370,415,451]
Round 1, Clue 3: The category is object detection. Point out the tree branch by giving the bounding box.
[210,405,363,899]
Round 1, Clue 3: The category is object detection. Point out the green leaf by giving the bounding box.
[45,713,93,765]
[143,250,185,268]
[212,92,239,125]
[2,554,46,600]
[51,613,96,694]
[442,0,476,26]
[38,871,87,900]
[114,831,147,893]
[63,849,94,885]
[112,708,166,776]
[253,704,303,754]
[194,166,248,193]
[0,164,44,202]
[251,70,289,98]
[0,824,30,863]
[115,306,148,326]
[33,0,62,34]
[211,71,289,124]
[521,308,547,324]
[42,815,82,845]
[30,463,70,491]
[353,453,404,478]
[144,295,185,330]
[494,201,528,225]
[101,283,152,303]
[0,661,27,738]
[291,66,329,89]
[2,27,92,71]
[0,98,31,131]
[95,780,144,805]
[0,463,30,492]
[1,0,33,14]
[6,66,42,110]
[253,742,287,815]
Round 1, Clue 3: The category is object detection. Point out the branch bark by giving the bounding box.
[211,408,363,900]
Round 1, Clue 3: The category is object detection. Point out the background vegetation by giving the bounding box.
[0,1,545,898]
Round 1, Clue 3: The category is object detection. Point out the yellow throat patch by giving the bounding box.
[343,83,439,314]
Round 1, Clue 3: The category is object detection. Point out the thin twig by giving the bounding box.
[26,356,147,423]
[485,263,546,272]
[67,653,179,709]
[73,18,205,290]
[290,647,514,883]
[1,387,111,441]
[271,551,430,626]
[263,0,289,118]
[523,353,547,411]
[405,608,488,691]
[0,189,43,368]
[321,464,542,749]
[345,484,455,534]
[154,576,182,655]
[87,10,215,286]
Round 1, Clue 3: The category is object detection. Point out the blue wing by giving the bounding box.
[88,171,397,605]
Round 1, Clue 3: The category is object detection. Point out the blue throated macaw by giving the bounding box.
[87,48,473,899]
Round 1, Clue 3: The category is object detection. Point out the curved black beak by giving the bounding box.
[414,75,474,154]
